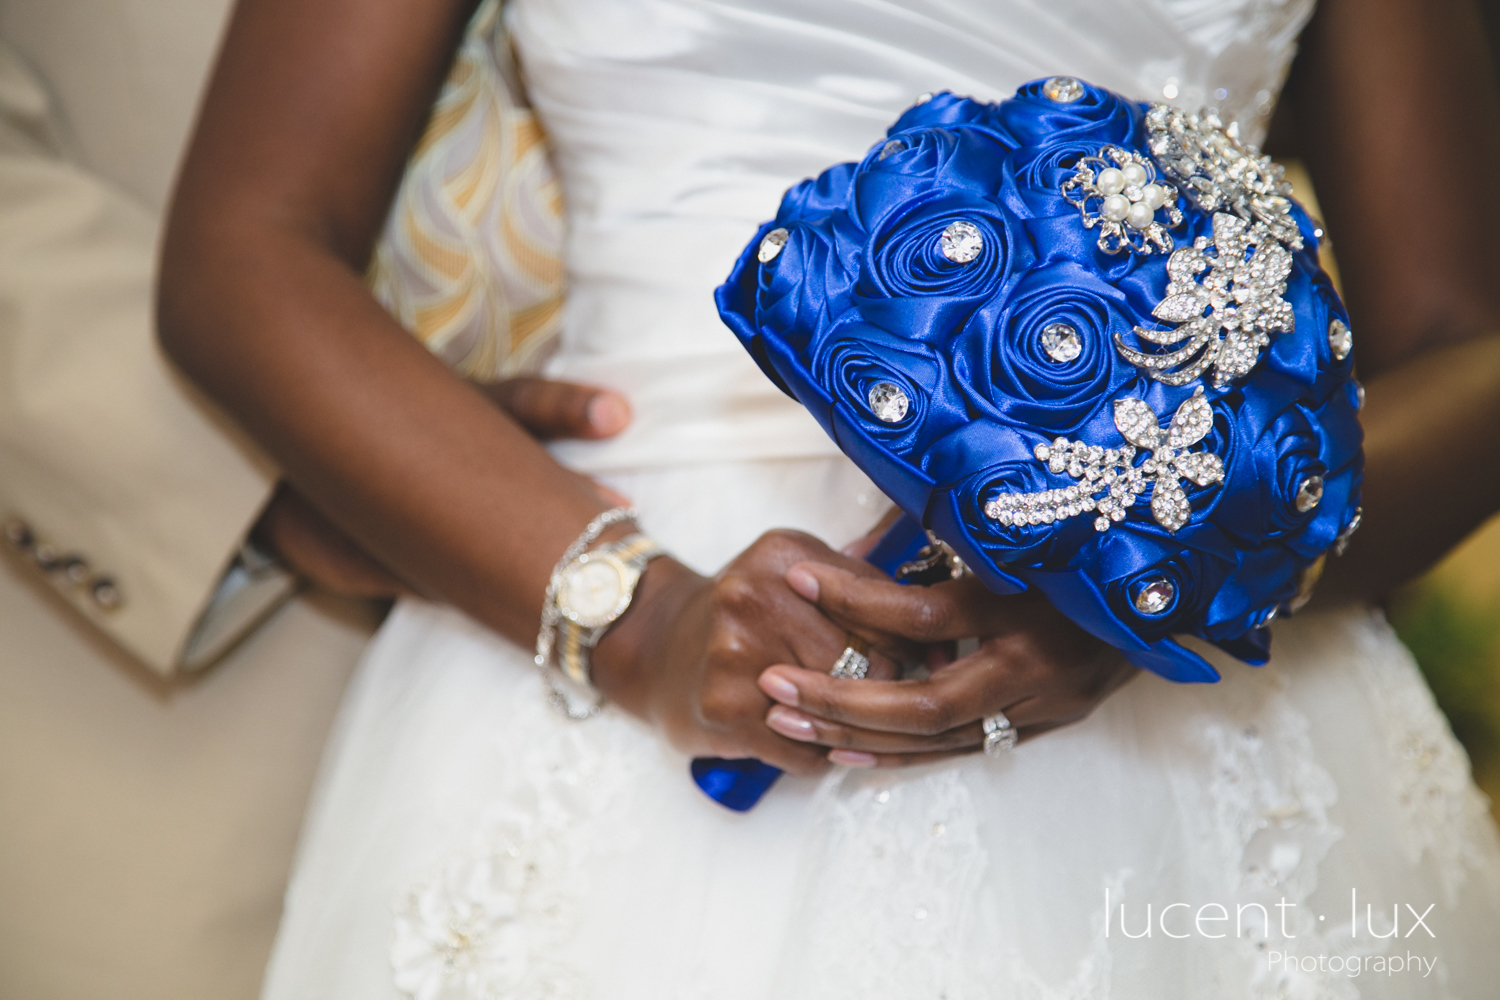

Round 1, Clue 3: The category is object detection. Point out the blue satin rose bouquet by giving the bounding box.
[716,78,1364,683]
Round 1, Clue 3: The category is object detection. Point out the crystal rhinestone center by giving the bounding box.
[1134,578,1176,615]
[1328,318,1353,361]
[1042,77,1085,103]
[939,221,983,263]
[1040,322,1082,362]
[758,227,789,263]
[1294,475,1325,513]
[868,382,911,423]
[878,139,907,161]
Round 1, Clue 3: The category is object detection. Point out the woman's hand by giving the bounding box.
[757,563,1139,767]
[591,530,910,776]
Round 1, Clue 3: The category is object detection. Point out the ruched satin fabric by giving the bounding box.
[523,0,1315,477]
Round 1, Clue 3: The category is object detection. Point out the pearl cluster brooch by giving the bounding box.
[1061,146,1183,254]
[985,389,1224,534]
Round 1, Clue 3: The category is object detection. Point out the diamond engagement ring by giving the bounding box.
[829,636,870,679]
[983,711,1018,755]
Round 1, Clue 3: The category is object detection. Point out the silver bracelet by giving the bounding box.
[534,506,638,719]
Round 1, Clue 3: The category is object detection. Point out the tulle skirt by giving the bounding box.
[261,455,1500,1000]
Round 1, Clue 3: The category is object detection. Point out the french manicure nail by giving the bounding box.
[759,672,800,706]
[785,565,819,601]
[828,750,877,768]
[767,706,817,741]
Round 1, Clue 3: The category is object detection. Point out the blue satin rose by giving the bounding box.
[996,78,1143,154]
[811,322,967,455]
[852,126,1014,231]
[886,91,1015,139]
[952,262,1143,433]
[1099,541,1235,643]
[1217,395,1329,544]
[753,215,862,352]
[855,191,1033,341]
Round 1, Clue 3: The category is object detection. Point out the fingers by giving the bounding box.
[252,483,409,598]
[482,376,631,441]
[785,562,1015,644]
[839,505,903,559]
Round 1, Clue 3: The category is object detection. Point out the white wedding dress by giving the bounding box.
[260,2,1500,998]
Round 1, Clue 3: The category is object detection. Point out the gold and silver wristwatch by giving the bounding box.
[552,532,665,689]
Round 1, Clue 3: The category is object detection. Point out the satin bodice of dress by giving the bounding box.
[514,0,1316,475]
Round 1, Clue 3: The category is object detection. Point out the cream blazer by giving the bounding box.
[0,0,564,676]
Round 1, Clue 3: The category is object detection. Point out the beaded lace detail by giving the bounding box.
[391,699,643,1000]
[1351,611,1500,907]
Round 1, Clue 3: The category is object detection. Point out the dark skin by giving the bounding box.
[161,0,1500,772]
[255,376,634,598]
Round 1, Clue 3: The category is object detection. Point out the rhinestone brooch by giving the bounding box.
[1144,104,1302,251]
[1114,212,1294,387]
[984,388,1224,534]
[1060,146,1183,255]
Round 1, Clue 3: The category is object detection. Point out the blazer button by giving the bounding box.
[33,541,62,571]
[59,556,92,586]
[3,518,34,552]
[90,576,123,611]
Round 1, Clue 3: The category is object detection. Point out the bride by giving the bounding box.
[160,0,1500,995]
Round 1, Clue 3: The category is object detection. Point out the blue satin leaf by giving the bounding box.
[759,326,837,439]
[831,403,937,518]
[689,758,783,812]
[1124,637,1222,683]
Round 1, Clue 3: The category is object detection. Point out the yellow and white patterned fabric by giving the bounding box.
[369,0,566,379]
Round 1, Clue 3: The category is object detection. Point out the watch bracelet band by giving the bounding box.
[535,507,638,720]
[555,533,666,688]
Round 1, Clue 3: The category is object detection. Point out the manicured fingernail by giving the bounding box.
[766,706,817,741]
[829,750,877,768]
[785,564,819,601]
[587,392,630,436]
[759,671,800,706]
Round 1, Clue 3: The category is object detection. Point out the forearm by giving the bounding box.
[159,217,610,644]
[1317,332,1500,604]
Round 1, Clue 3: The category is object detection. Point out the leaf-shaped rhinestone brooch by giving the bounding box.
[1060,146,1184,254]
[985,388,1224,533]
[1114,212,1295,387]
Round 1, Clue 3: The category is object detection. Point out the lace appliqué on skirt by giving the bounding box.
[391,691,643,1000]
[1351,611,1500,907]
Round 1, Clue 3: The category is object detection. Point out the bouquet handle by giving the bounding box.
[690,513,930,811]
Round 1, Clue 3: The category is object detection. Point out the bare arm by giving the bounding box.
[158,0,891,774]
[1289,0,1500,601]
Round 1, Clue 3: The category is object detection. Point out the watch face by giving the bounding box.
[558,557,627,627]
